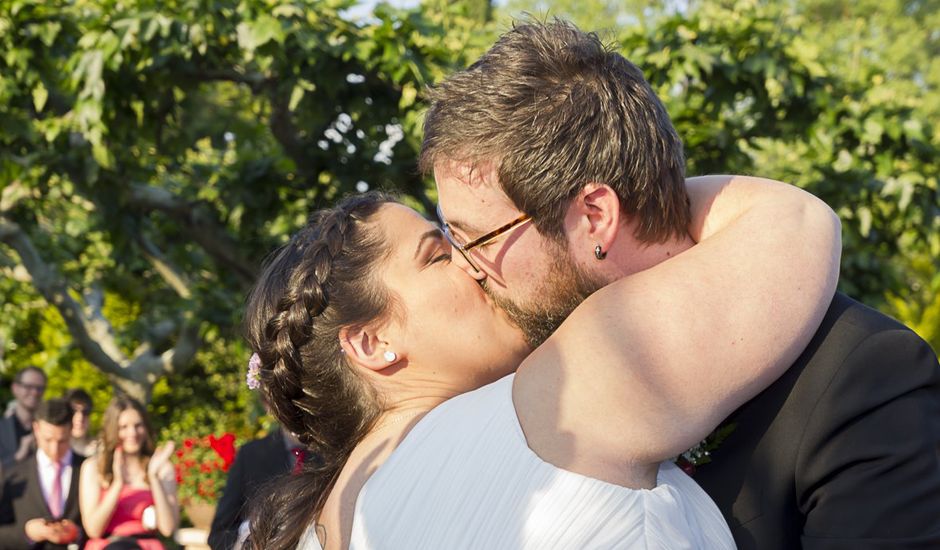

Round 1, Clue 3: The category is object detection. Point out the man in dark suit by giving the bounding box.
[422,20,940,549]
[695,293,940,549]
[0,398,84,549]
[208,427,305,550]
[0,367,48,468]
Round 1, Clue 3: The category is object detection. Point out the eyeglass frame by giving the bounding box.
[436,204,532,272]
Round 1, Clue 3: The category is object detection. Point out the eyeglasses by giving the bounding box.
[16,383,45,393]
[436,205,531,272]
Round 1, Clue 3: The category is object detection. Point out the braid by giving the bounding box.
[244,192,395,550]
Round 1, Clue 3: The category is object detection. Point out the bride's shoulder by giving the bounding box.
[317,420,420,549]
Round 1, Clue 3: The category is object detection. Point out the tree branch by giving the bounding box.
[267,89,328,186]
[0,217,201,397]
[126,184,256,285]
[188,68,269,92]
[0,181,31,214]
[136,233,193,299]
[0,217,127,374]
[0,249,31,282]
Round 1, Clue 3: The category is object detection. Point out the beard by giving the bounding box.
[482,246,605,349]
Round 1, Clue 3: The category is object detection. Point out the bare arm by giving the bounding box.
[515,175,841,477]
[79,458,122,538]
[148,443,180,537]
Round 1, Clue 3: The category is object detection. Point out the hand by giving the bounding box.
[148,441,176,481]
[46,519,79,544]
[14,434,34,462]
[112,447,127,485]
[24,518,56,543]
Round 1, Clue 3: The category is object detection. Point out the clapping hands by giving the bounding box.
[148,441,176,482]
[111,447,129,485]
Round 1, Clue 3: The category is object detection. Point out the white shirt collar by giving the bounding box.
[37,447,73,469]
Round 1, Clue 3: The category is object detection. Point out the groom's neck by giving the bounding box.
[604,230,697,282]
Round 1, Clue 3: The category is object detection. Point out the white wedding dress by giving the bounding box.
[297,374,735,549]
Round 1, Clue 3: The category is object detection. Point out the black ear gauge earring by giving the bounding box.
[594,245,607,260]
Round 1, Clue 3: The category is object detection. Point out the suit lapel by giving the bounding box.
[22,456,52,518]
[63,454,85,518]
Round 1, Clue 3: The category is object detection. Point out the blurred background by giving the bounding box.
[0,0,937,458]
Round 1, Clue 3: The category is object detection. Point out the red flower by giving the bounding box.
[174,432,239,504]
[208,433,237,468]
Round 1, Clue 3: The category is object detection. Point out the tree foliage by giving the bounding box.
[0,0,485,431]
[1,0,936,436]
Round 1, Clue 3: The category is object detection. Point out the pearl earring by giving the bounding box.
[383,351,398,363]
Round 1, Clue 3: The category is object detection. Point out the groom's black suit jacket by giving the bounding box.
[696,292,940,549]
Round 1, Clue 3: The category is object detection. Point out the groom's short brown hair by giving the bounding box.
[420,19,689,243]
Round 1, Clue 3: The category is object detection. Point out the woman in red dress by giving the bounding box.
[79,396,179,550]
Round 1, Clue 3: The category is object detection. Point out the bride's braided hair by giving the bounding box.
[244,192,397,550]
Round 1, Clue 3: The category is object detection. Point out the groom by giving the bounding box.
[424,20,940,549]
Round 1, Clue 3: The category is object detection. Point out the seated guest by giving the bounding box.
[79,396,178,550]
[0,367,47,468]
[208,425,308,550]
[0,398,84,549]
[64,388,97,457]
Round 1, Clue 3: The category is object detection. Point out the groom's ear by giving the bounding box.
[338,323,401,373]
[566,183,621,250]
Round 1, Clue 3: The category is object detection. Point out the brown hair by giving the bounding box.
[245,192,397,550]
[64,387,93,410]
[34,398,73,427]
[420,19,689,243]
[97,396,155,485]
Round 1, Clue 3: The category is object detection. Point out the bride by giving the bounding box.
[243,175,839,549]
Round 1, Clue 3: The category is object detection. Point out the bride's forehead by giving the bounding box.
[377,203,434,229]
[375,204,437,245]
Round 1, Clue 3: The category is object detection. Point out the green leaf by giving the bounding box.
[32,82,48,112]
[833,149,854,172]
[249,15,285,49]
[236,22,255,52]
[862,118,884,144]
[288,84,305,111]
[857,206,873,237]
[91,142,113,169]
[399,83,417,109]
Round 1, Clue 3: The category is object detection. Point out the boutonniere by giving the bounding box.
[675,422,736,476]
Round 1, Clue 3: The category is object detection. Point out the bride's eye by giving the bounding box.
[429,252,452,265]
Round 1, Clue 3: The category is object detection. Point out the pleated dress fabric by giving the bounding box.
[298,374,735,550]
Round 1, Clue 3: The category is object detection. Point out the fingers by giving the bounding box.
[153,441,176,463]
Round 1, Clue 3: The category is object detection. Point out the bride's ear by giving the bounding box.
[338,324,402,372]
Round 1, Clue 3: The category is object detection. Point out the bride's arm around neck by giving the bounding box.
[513,175,841,484]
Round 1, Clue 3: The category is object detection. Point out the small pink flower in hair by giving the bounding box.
[246,353,262,390]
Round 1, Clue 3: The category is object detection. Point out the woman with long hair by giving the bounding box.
[79,396,179,550]
[243,174,840,549]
